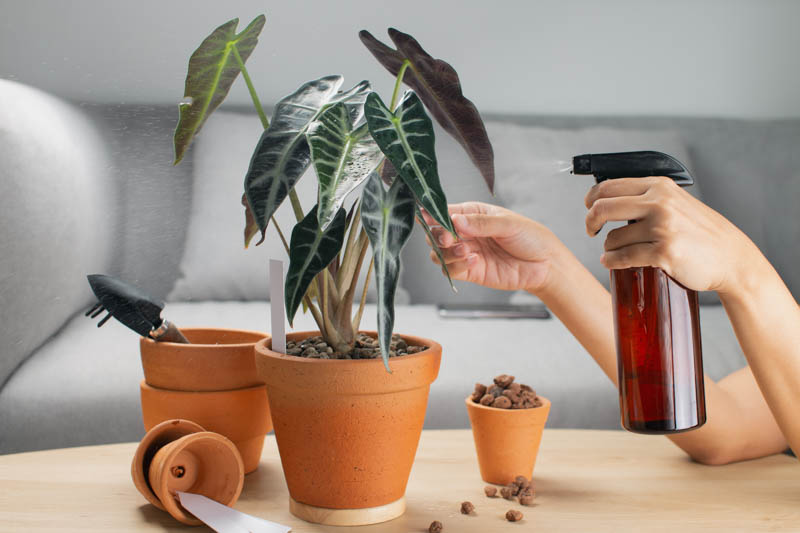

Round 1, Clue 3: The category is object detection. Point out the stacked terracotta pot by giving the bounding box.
[139,328,272,474]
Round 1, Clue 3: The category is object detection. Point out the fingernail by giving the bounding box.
[438,233,447,246]
[453,243,465,257]
[466,253,478,265]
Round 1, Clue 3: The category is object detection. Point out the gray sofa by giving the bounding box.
[1,79,797,454]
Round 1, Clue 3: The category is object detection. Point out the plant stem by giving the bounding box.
[288,190,304,222]
[232,46,269,130]
[234,44,325,336]
[390,59,411,110]
[352,256,374,333]
[233,47,298,250]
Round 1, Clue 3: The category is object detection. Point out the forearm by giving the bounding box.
[718,249,800,455]
[534,244,618,384]
[536,243,792,464]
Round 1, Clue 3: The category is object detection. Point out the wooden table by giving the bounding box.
[1,429,797,532]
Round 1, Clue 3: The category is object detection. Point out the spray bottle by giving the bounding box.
[572,151,706,434]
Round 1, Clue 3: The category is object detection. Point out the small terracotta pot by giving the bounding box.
[465,395,551,485]
[140,327,267,391]
[254,331,441,526]
[131,419,244,526]
[140,381,271,474]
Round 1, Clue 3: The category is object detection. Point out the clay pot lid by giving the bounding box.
[131,419,205,511]
[148,431,244,525]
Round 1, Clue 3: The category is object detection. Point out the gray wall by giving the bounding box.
[1,0,800,118]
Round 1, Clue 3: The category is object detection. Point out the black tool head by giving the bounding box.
[86,274,164,337]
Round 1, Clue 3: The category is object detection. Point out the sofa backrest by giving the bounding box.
[0,81,116,386]
[100,106,799,305]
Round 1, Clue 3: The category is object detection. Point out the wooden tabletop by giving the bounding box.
[0,429,797,532]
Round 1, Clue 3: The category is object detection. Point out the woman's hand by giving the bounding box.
[422,202,564,293]
[585,176,759,294]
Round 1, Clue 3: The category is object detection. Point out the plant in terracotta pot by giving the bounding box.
[172,15,494,525]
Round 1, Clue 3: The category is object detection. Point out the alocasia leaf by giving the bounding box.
[364,91,456,236]
[359,28,495,193]
[284,205,346,326]
[174,15,266,164]
[244,76,371,234]
[306,103,384,230]
[360,172,416,370]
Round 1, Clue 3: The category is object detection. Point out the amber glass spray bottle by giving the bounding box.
[572,151,706,434]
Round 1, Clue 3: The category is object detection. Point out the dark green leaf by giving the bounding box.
[244,76,371,233]
[285,205,346,326]
[359,28,495,193]
[361,172,416,370]
[307,103,383,230]
[364,91,455,236]
[174,15,266,164]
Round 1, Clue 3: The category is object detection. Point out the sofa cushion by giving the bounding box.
[0,80,115,387]
[168,110,408,304]
[0,301,745,454]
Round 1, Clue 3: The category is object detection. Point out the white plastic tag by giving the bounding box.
[269,259,286,354]
[176,492,291,533]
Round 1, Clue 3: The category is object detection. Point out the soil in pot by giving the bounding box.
[284,333,427,359]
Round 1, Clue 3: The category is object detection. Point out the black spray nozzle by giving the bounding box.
[572,151,694,186]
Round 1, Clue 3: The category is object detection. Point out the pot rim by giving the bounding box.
[254,330,441,366]
[140,327,269,348]
[464,395,551,413]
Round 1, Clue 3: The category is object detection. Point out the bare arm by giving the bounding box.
[537,241,790,464]
[425,189,797,464]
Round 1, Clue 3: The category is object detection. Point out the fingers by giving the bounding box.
[452,212,520,239]
[430,242,469,263]
[421,202,491,226]
[426,226,457,248]
[428,248,477,280]
[585,196,652,236]
[601,242,660,270]
[604,221,655,251]
[584,176,668,208]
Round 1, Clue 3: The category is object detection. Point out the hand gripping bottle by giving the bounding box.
[573,151,706,434]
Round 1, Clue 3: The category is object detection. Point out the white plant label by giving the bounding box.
[269,259,287,354]
[176,492,291,533]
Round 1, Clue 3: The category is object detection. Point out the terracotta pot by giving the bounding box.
[140,327,267,391]
[131,419,244,526]
[465,395,551,485]
[254,331,441,526]
[140,381,270,474]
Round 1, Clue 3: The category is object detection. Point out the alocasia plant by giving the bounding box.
[174,17,494,369]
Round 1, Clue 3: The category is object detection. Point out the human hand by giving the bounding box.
[422,202,564,293]
[584,176,759,294]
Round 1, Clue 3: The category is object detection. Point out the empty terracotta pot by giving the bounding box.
[131,419,244,526]
[140,381,270,474]
[466,395,551,485]
[140,328,267,391]
[254,331,441,526]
